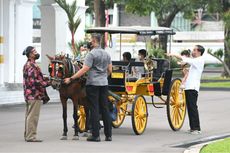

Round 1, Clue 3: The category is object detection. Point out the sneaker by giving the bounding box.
[26,139,43,142]
[186,129,193,133]
[190,130,202,135]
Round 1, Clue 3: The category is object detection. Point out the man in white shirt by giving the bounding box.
[167,45,205,134]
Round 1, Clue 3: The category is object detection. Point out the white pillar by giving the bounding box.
[0,0,4,86]
[3,0,15,83]
[40,0,87,74]
[14,0,36,83]
[40,2,68,74]
[112,3,119,26]
[75,0,87,42]
[2,0,35,84]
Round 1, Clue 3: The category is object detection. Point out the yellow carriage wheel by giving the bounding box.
[131,95,148,135]
[112,102,128,128]
[77,105,86,133]
[167,78,186,131]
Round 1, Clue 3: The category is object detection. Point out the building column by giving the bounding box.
[14,0,36,83]
[0,0,4,86]
[40,0,87,74]
[40,1,67,74]
[2,0,35,84]
[3,0,16,83]
[112,3,118,26]
[74,0,87,42]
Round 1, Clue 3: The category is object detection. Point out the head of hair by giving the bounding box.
[91,33,101,44]
[180,49,191,57]
[123,52,131,61]
[196,45,205,56]
[138,49,147,57]
[22,46,34,58]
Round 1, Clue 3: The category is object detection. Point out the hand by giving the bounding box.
[47,80,52,86]
[43,74,49,80]
[64,78,71,84]
[165,53,173,57]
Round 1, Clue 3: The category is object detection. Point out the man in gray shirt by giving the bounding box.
[64,33,113,142]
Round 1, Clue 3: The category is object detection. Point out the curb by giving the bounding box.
[184,139,224,153]
[200,87,230,91]
[184,143,204,153]
[183,133,230,153]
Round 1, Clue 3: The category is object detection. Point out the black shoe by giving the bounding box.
[105,136,112,141]
[87,135,101,142]
[26,139,43,142]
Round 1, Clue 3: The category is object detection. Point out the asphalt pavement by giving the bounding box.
[0,90,230,153]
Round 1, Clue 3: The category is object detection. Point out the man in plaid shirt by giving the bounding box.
[23,46,50,142]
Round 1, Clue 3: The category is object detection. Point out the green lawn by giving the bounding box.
[201,81,230,88]
[201,76,230,80]
[200,138,230,153]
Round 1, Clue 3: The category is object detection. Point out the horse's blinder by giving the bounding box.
[48,60,66,79]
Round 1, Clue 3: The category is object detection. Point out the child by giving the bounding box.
[133,49,147,78]
[179,49,191,89]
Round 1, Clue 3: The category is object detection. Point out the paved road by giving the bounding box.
[0,91,230,153]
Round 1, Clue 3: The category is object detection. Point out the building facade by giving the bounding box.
[0,0,87,87]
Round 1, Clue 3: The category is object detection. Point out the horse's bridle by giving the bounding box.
[48,59,67,89]
[48,58,83,90]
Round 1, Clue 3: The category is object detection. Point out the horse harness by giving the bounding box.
[48,57,83,89]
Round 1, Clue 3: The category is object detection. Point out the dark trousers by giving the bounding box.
[185,90,201,131]
[86,85,112,137]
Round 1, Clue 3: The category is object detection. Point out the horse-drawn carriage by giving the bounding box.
[75,26,187,135]
[47,26,186,138]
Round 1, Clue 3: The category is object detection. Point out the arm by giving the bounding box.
[107,63,112,76]
[29,65,49,88]
[165,53,182,60]
[64,65,90,84]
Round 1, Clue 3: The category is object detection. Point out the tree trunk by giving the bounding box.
[157,8,180,53]
[94,0,105,27]
[224,26,230,77]
[209,50,230,77]
[94,0,106,48]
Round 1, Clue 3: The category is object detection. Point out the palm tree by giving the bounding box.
[55,0,81,57]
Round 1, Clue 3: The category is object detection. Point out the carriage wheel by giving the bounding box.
[112,102,128,128]
[167,78,186,131]
[77,105,86,133]
[131,95,148,135]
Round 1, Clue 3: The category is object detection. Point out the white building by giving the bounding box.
[0,0,87,87]
[0,1,224,87]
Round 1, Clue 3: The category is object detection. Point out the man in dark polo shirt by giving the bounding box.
[64,34,112,142]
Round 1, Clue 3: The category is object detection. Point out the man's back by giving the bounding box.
[84,47,111,86]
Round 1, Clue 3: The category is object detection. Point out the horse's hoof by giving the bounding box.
[72,136,79,140]
[60,136,68,140]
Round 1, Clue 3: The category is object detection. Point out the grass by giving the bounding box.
[200,138,230,153]
[201,76,230,80]
[201,81,230,88]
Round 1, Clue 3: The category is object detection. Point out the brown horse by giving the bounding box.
[47,54,89,140]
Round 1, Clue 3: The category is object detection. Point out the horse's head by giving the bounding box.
[47,54,68,90]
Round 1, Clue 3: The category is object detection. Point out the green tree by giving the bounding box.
[206,0,230,77]
[115,0,208,51]
[55,0,81,57]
